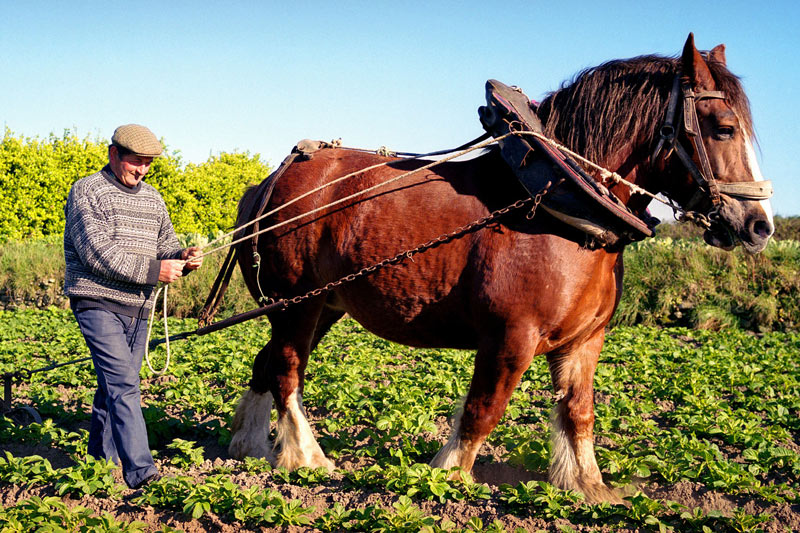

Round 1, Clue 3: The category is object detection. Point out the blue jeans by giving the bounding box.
[73,308,158,488]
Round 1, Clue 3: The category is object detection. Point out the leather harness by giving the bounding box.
[651,74,773,213]
[481,74,773,247]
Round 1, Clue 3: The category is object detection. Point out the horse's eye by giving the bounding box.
[715,125,735,140]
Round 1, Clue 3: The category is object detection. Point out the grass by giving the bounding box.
[0,234,255,319]
[614,238,800,331]
[0,235,65,308]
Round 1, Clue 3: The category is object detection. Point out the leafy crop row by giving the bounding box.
[1,309,798,531]
[0,496,149,533]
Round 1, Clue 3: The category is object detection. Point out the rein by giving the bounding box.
[194,133,494,263]
[153,132,525,348]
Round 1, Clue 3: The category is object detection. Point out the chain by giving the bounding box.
[526,181,551,219]
[274,197,535,310]
[677,210,712,229]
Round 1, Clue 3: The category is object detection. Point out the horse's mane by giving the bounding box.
[536,54,754,166]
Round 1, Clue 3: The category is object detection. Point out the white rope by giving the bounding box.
[194,133,513,261]
[144,284,171,375]
[164,131,672,296]
[198,156,398,254]
[517,131,678,212]
[145,130,680,362]
[142,135,513,364]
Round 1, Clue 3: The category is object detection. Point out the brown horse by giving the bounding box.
[227,34,773,502]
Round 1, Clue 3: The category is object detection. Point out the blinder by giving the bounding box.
[651,74,773,217]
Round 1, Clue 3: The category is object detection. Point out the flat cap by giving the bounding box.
[111,124,163,157]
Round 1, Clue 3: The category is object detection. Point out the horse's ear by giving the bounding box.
[682,32,716,90]
[708,44,726,66]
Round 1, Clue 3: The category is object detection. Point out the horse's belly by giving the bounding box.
[328,265,480,350]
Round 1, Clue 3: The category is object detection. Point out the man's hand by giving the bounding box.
[182,247,203,271]
[159,259,186,283]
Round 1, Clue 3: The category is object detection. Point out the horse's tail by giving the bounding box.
[198,166,288,325]
[234,170,279,282]
[235,183,263,243]
[239,177,271,227]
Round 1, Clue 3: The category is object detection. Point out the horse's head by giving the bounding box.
[655,34,774,253]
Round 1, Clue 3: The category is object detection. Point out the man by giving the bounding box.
[63,124,202,489]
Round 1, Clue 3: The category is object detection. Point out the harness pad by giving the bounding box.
[479,79,657,248]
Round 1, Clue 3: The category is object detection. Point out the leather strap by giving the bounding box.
[680,77,725,206]
[717,180,773,200]
[652,74,773,213]
[197,244,239,327]
[651,76,682,166]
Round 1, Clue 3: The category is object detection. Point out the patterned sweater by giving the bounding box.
[63,166,183,315]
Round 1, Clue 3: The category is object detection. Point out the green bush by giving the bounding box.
[146,152,269,236]
[0,129,106,240]
[0,128,270,240]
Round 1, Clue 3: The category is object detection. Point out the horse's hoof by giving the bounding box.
[579,481,625,505]
[443,468,465,482]
[313,455,336,472]
[228,434,274,461]
[275,450,335,472]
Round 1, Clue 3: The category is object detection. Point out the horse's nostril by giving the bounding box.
[752,219,774,240]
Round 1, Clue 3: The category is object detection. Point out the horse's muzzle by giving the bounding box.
[706,200,774,254]
[740,210,774,254]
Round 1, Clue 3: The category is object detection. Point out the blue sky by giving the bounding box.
[2,1,798,216]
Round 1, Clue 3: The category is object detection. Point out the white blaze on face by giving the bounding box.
[743,136,774,227]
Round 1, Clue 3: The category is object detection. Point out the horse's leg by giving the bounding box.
[269,304,337,471]
[547,328,620,503]
[229,341,276,460]
[431,324,536,474]
[229,300,341,468]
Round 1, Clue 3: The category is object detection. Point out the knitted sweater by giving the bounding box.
[63,166,183,314]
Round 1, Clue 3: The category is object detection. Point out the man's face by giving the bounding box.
[109,146,153,188]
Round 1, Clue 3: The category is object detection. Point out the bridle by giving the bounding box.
[651,73,773,224]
